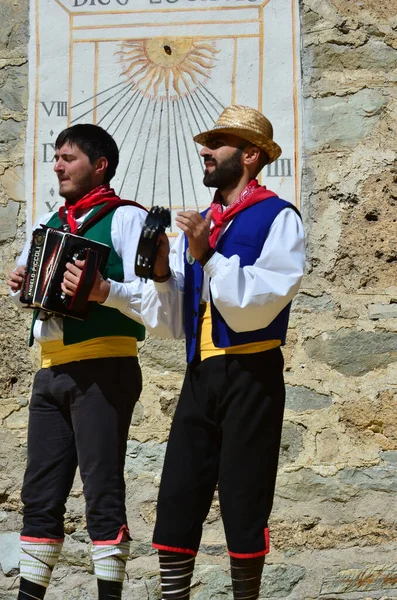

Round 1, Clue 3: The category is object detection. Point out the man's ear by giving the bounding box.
[242,145,261,168]
[244,146,261,162]
[95,156,108,178]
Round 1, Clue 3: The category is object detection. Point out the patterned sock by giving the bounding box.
[19,540,63,589]
[158,550,195,600]
[97,578,123,599]
[18,577,47,599]
[91,542,130,583]
[230,555,265,600]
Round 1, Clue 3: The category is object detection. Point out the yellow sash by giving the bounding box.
[199,303,281,361]
[40,336,137,368]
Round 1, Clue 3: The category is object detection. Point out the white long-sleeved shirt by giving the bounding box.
[141,207,306,340]
[10,205,147,343]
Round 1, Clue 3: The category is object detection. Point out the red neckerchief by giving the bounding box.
[58,184,128,233]
[209,179,278,248]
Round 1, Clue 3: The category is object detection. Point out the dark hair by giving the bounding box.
[55,124,119,183]
[256,149,270,176]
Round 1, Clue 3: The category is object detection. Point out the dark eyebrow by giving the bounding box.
[207,137,225,146]
[54,152,76,160]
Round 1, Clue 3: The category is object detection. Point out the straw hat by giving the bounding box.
[193,105,282,164]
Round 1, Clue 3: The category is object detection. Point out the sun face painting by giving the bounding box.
[117,38,220,98]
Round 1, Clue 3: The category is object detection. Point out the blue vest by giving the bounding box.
[183,197,301,364]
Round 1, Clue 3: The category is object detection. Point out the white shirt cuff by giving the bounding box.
[101,279,126,310]
[203,251,228,277]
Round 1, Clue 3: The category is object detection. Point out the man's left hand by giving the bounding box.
[176,210,212,261]
[61,259,110,303]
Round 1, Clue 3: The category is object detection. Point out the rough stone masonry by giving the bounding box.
[0,0,397,598]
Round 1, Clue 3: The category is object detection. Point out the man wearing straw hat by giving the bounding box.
[141,105,305,599]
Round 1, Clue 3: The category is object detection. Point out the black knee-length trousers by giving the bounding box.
[21,356,142,543]
[153,347,285,557]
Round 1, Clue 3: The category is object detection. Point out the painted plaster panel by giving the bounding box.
[26,0,301,233]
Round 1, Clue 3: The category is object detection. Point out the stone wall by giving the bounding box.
[0,0,397,598]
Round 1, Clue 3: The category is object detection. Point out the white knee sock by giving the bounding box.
[91,542,130,582]
[20,540,63,588]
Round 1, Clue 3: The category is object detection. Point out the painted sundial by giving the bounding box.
[26,0,301,234]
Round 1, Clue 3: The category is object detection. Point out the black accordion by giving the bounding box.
[20,227,110,319]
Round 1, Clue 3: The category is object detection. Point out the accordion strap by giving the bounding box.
[76,200,147,235]
[68,248,99,312]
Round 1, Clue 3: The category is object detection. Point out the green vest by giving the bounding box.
[29,205,145,346]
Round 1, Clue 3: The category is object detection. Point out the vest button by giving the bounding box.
[196,287,200,293]
[193,311,197,317]
[192,332,196,338]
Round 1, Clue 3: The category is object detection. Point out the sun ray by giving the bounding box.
[152,70,164,96]
[189,49,219,60]
[171,67,182,96]
[127,62,156,80]
[164,68,170,95]
[116,47,146,56]
[185,56,215,70]
[196,43,220,53]
[184,60,213,79]
[184,68,200,87]
[144,68,162,95]
[121,59,148,78]
[134,66,159,90]
[179,69,191,94]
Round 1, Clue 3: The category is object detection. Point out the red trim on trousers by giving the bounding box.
[228,528,270,559]
[20,536,64,544]
[92,524,130,546]
[153,543,197,557]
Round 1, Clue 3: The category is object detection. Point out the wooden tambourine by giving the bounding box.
[135,206,171,281]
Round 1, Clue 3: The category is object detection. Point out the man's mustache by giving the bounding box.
[203,155,217,167]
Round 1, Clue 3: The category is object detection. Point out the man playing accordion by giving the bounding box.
[7,124,146,600]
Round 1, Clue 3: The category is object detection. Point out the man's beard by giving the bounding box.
[58,175,94,204]
[59,189,79,204]
[203,148,243,189]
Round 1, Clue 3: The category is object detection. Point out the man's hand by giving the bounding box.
[62,259,110,304]
[7,266,26,292]
[175,210,212,261]
[152,231,171,280]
